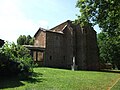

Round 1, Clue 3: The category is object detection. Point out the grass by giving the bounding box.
[0,67,120,90]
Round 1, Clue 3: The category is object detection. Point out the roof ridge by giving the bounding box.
[38,27,47,31]
[50,20,71,30]
[34,27,47,37]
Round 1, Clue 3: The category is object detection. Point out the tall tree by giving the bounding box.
[17,35,26,45]
[76,0,120,69]
[26,35,32,45]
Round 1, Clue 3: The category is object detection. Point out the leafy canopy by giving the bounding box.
[76,0,120,36]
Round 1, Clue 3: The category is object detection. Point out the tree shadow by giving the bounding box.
[22,72,44,84]
[0,72,44,89]
[23,77,44,84]
[32,72,43,77]
[0,76,24,89]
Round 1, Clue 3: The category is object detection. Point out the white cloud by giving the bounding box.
[0,0,45,43]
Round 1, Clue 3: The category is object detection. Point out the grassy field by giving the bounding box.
[0,67,120,90]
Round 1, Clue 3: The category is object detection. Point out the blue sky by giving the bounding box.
[0,0,100,43]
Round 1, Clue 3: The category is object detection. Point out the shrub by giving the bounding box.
[0,42,33,79]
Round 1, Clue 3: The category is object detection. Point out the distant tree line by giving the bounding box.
[17,35,34,45]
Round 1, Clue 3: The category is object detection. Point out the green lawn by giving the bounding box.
[0,67,120,90]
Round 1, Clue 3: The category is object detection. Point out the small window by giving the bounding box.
[63,56,65,61]
[50,56,52,60]
[56,36,59,40]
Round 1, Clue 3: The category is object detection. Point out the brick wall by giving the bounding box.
[63,25,73,69]
[34,31,46,48]
[44,31,65,68]
[83,26,100,70]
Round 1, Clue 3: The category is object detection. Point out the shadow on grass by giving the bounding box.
[0,76,24,89]
[22,72,44,84]
[32,72,43,77]
[99,69,120,74]
[0,72,43,89]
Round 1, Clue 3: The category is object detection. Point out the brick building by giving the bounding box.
[32,20,99,70]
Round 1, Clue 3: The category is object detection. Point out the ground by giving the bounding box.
[0,68,120,90]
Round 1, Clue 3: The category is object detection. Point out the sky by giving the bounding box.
[0,0,100,43]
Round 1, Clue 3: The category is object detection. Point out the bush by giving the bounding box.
[0,42,33,79]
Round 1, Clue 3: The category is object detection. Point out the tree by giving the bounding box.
[97,32,120,69]
[17,35,34,45]
[17,35,26,45]
[26,35,32,44]
[76,0,120,35]
[76,0,120,69]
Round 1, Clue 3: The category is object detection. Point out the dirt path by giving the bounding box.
[107,75,120,90]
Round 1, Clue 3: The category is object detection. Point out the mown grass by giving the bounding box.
[0,67,120,90]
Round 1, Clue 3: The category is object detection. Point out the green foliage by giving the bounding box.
[17,35,34,45]
[97,32,109,63]
[0,42,33,78]
[76,0,120,69]
[98,32,120,69]
[76,0,120,35]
